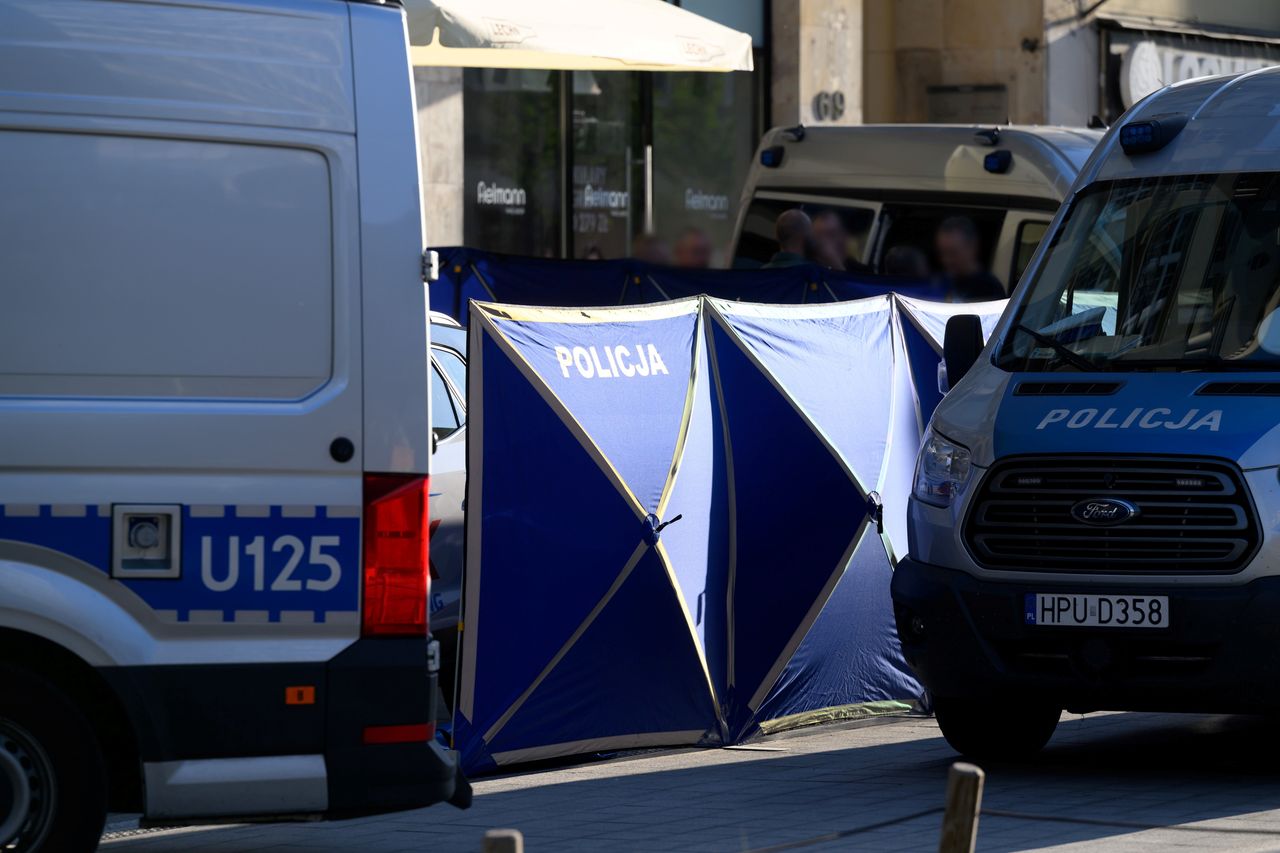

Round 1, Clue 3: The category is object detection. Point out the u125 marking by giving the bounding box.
[200,535,342,593]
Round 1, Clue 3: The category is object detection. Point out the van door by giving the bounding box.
[732,192,880,269]
[997,212,1052,290]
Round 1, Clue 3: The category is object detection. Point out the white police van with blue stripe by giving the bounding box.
[893,67,1280,760]
[0,1,466,849]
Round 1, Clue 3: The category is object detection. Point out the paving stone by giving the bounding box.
[102,712,1280,852]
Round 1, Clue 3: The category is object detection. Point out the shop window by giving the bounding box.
[653,71,756,267]
[463,69,562,257]
[572,71,640,260]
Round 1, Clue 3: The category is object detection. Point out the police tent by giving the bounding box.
[455,294,964,772]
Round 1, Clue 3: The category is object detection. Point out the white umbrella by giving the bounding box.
[404,0,754,72]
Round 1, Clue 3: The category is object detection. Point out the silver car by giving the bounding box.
[429,312,466,695]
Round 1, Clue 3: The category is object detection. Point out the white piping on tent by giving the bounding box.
[703,300,874,498]
[746,517,872,716]
[464,299,726,755]
[654,308,728,741]
[470,305,651,515]
[478,298,699,323]
[459,317,487,722]
[491,730,711,767]
[702,299,880,722]
[701,311,740,697]
[483,540,650,743]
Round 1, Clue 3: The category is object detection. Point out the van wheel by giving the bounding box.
[933,696,1060,761]
[0,666,107,853]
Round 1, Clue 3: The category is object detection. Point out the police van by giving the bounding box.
[0,0,466,849]
[892,68,1280,759]
[730,124,1102,289]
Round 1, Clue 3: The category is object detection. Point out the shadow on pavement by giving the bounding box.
[102,712,1280,853]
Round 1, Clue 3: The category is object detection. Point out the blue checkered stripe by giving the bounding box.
[0,504,361,624]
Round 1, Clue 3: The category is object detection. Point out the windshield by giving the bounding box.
[997,172,1280,372]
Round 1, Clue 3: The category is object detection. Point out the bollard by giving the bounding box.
[482,828,524,853]
[938,762,984,853]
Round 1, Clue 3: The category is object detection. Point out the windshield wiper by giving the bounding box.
[1014,324,1109,372]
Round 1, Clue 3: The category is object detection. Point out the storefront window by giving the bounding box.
[463,69,562,257]
[572,72,641,260]
[652,71,756,267]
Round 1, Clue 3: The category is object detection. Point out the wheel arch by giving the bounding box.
[0,628,144,812]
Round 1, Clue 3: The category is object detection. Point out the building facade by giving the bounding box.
[415,0,1280,261]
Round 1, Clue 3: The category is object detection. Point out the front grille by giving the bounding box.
[1014,381,1123,396]
[1197,381,1280,396]
[964,456,1260,574]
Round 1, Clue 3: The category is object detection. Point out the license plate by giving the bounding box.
[1025,594,1168,628]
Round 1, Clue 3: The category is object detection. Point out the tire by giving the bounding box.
[0,665,107,853]
[933,696,1060,761]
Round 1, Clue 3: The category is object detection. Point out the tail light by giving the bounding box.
[362,473,430,637]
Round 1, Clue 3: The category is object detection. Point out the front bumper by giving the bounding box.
[891,557,1280,713]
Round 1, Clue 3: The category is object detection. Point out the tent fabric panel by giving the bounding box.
[751,531,924,731]
[468,329,648,738]
[654,336,729,681]
[483,545,721,759]
[490,312,698,513]
[717,303,897,494]
[706,318,870,738]
[895,296,1007,429]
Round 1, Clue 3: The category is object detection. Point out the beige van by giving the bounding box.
[729,124,1102,291]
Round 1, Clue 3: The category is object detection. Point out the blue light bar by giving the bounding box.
[760,145,785,168]
[983,150,1012,174]
[1119,113,1187,155]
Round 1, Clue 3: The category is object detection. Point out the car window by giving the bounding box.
[733,196,875,269]
[431,322,468,355]
[1011,220,1050,285]
[431,363,460,440]
[875,203,1006,278]
[433,346,467,410]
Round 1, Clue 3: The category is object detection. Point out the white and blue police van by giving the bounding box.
[892,67,1280,760]
[0,1,466,849]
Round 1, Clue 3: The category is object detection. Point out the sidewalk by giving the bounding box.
[103,711,1280,852]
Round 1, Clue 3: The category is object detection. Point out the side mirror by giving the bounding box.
[943,314,984,390]
[431,429,440,455]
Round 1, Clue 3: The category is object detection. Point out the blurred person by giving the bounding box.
[762,209,812,269]
[811,209,848,271]
[883,244,931,279]
[631,231,671,265]
[935,216,1004,302]
[673,226,713,269]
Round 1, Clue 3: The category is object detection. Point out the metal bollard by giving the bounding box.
[938,762,984,853]
[482,828,524,853]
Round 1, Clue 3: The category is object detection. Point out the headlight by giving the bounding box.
[913,428,972,508]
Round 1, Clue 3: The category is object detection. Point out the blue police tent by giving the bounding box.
[455,294,1007,773]
[431,247,942,325]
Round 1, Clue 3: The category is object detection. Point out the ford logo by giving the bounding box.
[1071,498,1139,526]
